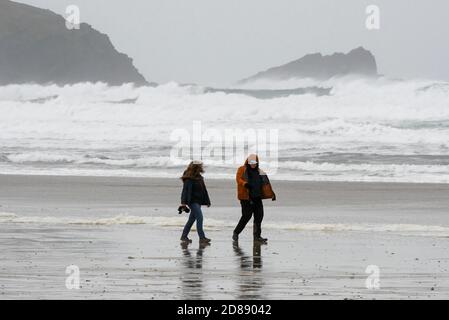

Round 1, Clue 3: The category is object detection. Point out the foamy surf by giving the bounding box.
[1,212,448,238]
[1,78,449,183]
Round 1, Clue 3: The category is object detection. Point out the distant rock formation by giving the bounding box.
[203,87,331,99]
[0,0,149,86]
[240,47,378,83]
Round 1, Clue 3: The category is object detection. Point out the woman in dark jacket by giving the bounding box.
[180,161,211,244]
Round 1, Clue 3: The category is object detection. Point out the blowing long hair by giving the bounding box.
[181,161,204,181]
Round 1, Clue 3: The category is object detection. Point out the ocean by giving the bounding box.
[1,76,449,183]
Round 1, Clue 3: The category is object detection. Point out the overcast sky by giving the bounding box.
[16,0,449,86]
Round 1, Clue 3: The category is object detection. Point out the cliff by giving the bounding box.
[0,0,149,86]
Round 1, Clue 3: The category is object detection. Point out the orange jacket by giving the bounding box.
[236,156,275,201]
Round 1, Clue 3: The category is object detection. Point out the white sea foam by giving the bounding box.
[1,213,448,237]
[1,78,449,182]
[0,212,17,218]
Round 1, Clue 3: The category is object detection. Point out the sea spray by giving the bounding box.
[1,78,449,182]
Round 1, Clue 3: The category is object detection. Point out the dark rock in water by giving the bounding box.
[107,97,139,104]
[26,95,59,104]
[417,83,449,93]
[240,47,378,83]
[0,0,148,86]
[204,87,331,99]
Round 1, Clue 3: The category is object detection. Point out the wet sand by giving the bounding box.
[1,174,449,299]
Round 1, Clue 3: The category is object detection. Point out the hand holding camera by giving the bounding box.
[178,204,190,214]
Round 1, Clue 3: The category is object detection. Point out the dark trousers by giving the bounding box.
[234,198,264,238]
[181,203,206,239]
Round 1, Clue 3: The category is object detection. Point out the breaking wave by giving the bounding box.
[1,212,449,238]
[1,77,449,183]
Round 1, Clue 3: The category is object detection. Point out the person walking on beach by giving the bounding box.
[180,161,212,244]
[233,154,276,243]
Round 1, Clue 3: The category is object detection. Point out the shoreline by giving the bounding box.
[2,172,449,185]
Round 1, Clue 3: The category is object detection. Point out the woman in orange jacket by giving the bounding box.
[233,154,276,243]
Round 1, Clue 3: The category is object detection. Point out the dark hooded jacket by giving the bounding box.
[181,176,211,206]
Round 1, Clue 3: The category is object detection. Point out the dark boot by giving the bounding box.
[232,232,239,242]
[254,236,268,243]
[253,223,267,242]
[180,237,192,243]
[200,237,211,244]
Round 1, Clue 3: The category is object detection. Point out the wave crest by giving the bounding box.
[1,213,449,237]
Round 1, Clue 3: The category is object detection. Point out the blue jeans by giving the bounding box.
[181,203,206,239]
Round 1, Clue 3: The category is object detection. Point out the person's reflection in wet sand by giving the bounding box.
[180,242,210,299]
[233,241,265,299]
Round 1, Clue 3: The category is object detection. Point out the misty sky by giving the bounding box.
[16,0,449,86]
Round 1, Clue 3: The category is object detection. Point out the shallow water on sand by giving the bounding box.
[1,222,449,299]
[1,175,449,299]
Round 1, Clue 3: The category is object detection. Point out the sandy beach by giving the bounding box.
[1,174,449,299]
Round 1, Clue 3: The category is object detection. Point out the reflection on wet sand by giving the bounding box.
[233,241,266,299]
[180,242,210,300]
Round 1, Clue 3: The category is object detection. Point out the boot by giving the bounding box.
[253,223,267,242]
[180,237,192,243]
[199,237,211,244]
[254,236,268,243]
[232,232,239,242]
